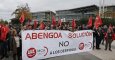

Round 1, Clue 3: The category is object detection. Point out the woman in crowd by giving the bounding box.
[11,28,21,60]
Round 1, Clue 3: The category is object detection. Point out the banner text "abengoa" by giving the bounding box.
[25,31,92,40]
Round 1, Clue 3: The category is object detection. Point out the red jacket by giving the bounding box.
[0,26,9,41]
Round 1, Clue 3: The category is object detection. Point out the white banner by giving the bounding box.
[22,30,93,60]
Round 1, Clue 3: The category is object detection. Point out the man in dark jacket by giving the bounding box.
[95,28,102,50]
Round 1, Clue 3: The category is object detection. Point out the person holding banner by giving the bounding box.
[93,27,96,49]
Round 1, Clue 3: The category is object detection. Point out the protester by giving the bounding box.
[0,24,2,57]
[13,34,21,60]
[0,24,9,59]
[113,25,115,34]
[95,27,102,50]
[113,26,115,40]
[99,26,104,45]
[105,27,114,51]
[102,25,108,45]
[9,28,21,60]
[0,15,115,60]
[93,27,96,49]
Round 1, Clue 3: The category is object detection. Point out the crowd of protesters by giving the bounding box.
[0,20,115,60]
[0,23,21,60]
[93,25,115,51]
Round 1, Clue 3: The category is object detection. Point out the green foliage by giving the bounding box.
[4,21,8,24]
[79,18,88,25]
[11,18,20,25]
[0,19,8,24]
[102,18,115,25]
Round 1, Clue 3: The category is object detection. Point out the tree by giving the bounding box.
[0,19,8,24]
[12,3,32,24]
[4,21,8,24]
[0,19,4,24]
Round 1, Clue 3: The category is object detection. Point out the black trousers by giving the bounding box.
[0,41,2,56]
[13,47,21,60]
[1,41,8,57]
[93,37,96,49]
[96,38,101,49]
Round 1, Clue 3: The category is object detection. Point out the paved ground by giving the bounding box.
[89,41,115,60]
[47,52,101,60]
[47,41,115,60]
[1,41,115,60]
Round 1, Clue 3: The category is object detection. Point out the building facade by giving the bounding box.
[104,6,115,18]
[31,5,115,22]
[56,5,115,22]
[56,5,98,21]
[31,11,56,21]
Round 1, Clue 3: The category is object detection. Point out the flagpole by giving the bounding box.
[102,0,105,18]
[21,23,23,30]
[99,0,102,17]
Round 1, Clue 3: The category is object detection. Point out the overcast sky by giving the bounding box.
[0,0,115,21]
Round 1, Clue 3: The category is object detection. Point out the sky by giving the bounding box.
[0,0,115,21]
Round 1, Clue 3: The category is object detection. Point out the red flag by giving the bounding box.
[19,13,25,23]
[52,16,56,27]
[34,19,38,29]
[39,21,45,30]
[72,19,76,29]
[87,16,92,28]
[58,19,62,26]
[94,15,102,29]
